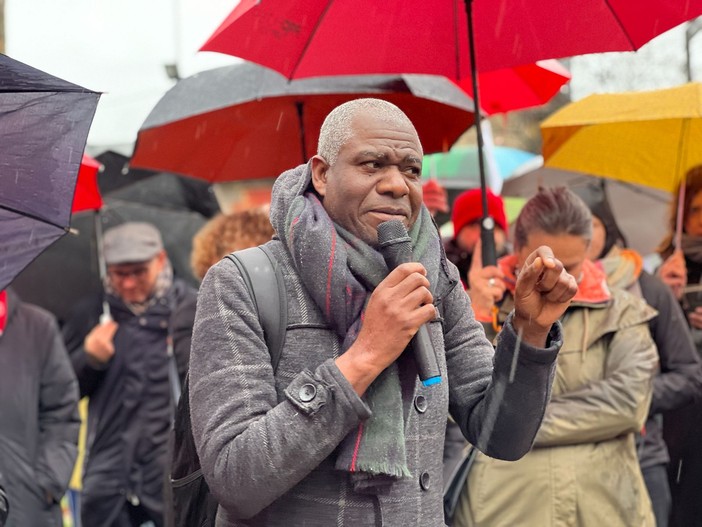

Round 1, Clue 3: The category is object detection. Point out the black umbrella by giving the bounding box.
[11,174,219,325]
[0,54,100,290]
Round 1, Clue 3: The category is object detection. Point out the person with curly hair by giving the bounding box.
[190,207,275,281]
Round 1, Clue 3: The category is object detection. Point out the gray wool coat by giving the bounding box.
[189,240,563,527]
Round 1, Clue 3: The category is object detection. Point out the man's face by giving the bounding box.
[107,251,165,304]
[516,230,589,284]
[311,112,424,246]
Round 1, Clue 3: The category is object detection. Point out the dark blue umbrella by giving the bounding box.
[0,54,100,290]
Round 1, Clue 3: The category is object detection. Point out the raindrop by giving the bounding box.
[509,327,522,384]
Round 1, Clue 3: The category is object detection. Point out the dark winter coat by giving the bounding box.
[189,239,564,527]
[0,289,80,527]
[598,248,702,469]
[62,280,196,525]
[661,257,702,527]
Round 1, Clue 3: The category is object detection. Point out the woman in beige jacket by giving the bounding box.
[457,187,659,527]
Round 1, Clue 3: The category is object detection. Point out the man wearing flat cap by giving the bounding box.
[63,222,197,527]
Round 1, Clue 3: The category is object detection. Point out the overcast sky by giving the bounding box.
[6,1,702,151]
[6,0,239,149]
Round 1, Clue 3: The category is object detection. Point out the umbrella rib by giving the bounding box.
[603,0,636,49]
[0,88,97,94]
[289,0,336,79]
[0,203,67,232]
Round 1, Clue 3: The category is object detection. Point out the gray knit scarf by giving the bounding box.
[270,162,443,493]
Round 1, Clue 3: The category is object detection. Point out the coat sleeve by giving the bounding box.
[639,271,702,413]
[188,259,371,520]
[444,266,563,462]
[35,314,81,502]
[534,319,658,447]
[62,299,107,398]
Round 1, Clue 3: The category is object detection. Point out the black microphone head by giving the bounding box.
[377,220,413,268]
[377,220,410,247]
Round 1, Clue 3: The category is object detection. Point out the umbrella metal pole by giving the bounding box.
[296,101,308,163]
[94,210,112,323]
[464,0,497,266]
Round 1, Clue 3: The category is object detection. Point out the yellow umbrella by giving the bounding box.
[541,82,702,194]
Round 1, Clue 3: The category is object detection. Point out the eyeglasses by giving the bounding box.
[107,265,151,282]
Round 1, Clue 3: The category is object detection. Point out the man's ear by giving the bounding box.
[310,155,329,197]
[154,249,167,271]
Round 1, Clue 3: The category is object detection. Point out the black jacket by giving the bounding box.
[0,290,79,527]
[637,271,702,469]
[63,280,196,524]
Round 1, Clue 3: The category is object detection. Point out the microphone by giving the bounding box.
[377,220,442,387]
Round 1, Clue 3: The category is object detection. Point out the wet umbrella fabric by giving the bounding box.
[130,62,474,182]
[457,60,571,115]
[200,0,702,80]
[541,82,702,194]
[0,54,100,290]
[72,154,103,213]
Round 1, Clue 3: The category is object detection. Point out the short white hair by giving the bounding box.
[317,98,420,165]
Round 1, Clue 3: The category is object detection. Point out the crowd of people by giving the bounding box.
[0,98,701,527]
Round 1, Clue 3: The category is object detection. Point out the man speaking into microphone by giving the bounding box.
[189,99,577,526]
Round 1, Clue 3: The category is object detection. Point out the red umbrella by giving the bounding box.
[72,154,103,213]
[131,62,475,183]
[459,60,571,115]
[200,0,702,79]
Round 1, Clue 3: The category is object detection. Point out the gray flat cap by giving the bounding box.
[103,222,164,265]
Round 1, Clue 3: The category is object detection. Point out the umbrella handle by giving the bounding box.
[481,217,497,266]
[100,303,112,325]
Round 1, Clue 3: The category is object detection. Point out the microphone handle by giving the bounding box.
[377,235,441,386]
[412,325,442,386]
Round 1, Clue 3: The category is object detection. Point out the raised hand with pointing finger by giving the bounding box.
[511,245,577,347]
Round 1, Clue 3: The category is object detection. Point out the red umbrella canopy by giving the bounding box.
[72,154,103,212]
[200,0,702,79]
[458,60,571,115]
[131,62,475,183]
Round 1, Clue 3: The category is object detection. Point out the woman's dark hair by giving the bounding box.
[514,186,593,250]
[572,182,627,259]
[657,164,702,259]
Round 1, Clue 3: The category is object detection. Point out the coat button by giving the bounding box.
[299,383,317,402]
[414,395,428,413]
[419,471,431,491]
[139,317,147,326]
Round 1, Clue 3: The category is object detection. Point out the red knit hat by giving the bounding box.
[452,189,508,239]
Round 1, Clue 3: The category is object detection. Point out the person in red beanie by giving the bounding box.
[443,188,510,288]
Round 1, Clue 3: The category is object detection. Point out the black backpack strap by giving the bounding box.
[225,245,287,371]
